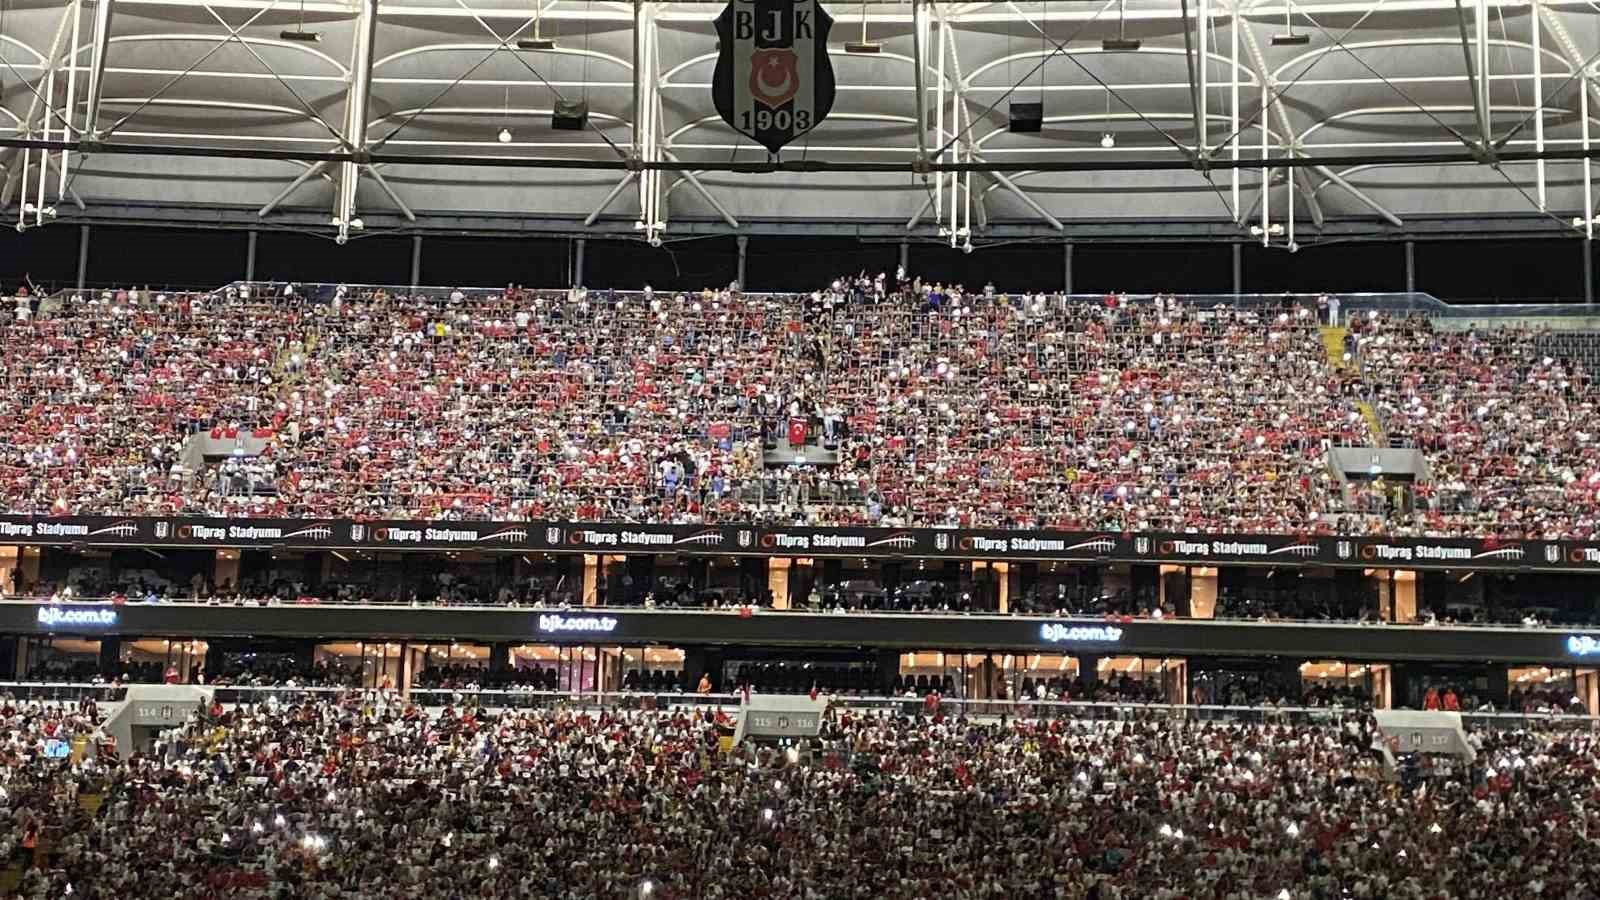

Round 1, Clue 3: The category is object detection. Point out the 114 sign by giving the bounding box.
[713,0,836,155]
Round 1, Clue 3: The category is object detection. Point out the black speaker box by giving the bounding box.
[1009,102,1043,133]
[553,100,589,131]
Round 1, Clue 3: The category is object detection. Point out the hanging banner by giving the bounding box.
[713,0,836,154]
[0,514,1586,573]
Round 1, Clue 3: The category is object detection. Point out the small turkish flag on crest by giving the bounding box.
[749,48,800,108]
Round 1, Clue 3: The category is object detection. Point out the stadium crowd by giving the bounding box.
[8,279,1600,537]
[1,280,1370,532]
[1356,311,1600,538]
[1,695,1598,899]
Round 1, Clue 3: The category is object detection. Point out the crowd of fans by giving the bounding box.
[10,280,1600,537]
[1020,673,1166,705]
[1355,312,1600,537]
[3,694,1599,899]
[1,280,1370,532]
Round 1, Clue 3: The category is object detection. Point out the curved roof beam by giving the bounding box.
[965,47,1259,91]
[661,48,922,87]
[97,96,339,120]
[1310,159,1585,194]
[1269,37,1571,83]
[81,34,350,76]
[0,35,47,68]
[365,106,633,144]
[973,112,1284,151]
[665,112,917,147]
[1299,103,1575,145]
[373,43,631,76]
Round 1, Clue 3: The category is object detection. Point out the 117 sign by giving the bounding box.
[713,0,837,155]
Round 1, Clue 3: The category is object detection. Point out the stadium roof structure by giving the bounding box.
[3,0,1600,246]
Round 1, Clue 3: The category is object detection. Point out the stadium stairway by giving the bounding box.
[1321,326,1387,443]
[1357,402,1387,445]
[77,793,102,817]
[1319,325,1349,370]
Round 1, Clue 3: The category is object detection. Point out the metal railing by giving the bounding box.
[0,681,1592,730]
[4,595,1592,632]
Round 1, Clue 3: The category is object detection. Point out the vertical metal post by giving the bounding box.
[1064,241,1074,295]
[1585,79,1593,241]
[335,0,380,242]
[1475,0,1490,145]
[35,21,60,228]
[1229,2,1239,218]
[1197,0,1208,157]
[912,0,927,163]
[76,224,90,290]
[58,0,82,203]
[410,235,422,288]
[1404,240,1416,293]
[1533,0,1546,210]
[83,0,116,137]
[736,235,748,289]
[1260,58,1270,246]
[934,16,946,226]
[1586,242,1594,305]
[574,238,586,288]
[899,240,909,276]
[245,229,258,282]
[632,0,643,160]
[1232,242,1242,295]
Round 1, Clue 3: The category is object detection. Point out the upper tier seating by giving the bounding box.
[8,279,1599,537]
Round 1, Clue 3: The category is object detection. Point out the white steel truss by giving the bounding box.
[1,0,1599,240]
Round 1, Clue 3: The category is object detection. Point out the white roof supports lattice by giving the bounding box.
[3,0,1600,242]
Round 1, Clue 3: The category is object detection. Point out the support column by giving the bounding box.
[399,641,413,698]
[1372,568,1417,623]
[899,240,909,276]
[1404,240,1416,293]
[98,638,121,677]
[1158,564,1190,615]
[489,642,511,674]
[1586,241,1594,305]
[245,229,258,282]
[1393,570,1416,623]
[1578,668,1599,715]
[17,547,40,594]
[1163,659,1187,705]
[0,639,17,683]
[333,0,379,243]
[1232,242,1242,295]
[1188,567,1217,618]
[410,235,422,288]
[767,557,791,610]
[212,549,240,593]
[582,554,599,606]
[76,224,89,289]
[573,237,585,288]
[790,558,814,608]
[736,235,747,289]
[83,0,116,137]
[1063,241,1074,294]
[0,546,16,596]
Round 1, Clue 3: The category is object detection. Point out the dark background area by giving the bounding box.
[0,224,1594,303]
